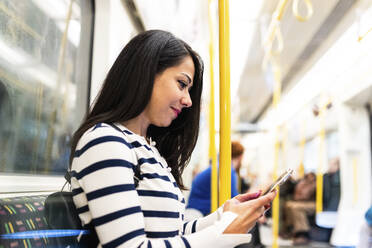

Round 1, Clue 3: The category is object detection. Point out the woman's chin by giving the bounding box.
[154,120,173,128]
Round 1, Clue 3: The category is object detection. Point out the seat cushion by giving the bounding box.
[0,195,49,247]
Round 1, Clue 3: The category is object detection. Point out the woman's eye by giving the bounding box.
[178,80,187,89]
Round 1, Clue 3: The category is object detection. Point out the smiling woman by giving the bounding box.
[69,30,276,247]
[70,30,204,191]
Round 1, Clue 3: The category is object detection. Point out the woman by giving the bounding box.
[70,30,276,247]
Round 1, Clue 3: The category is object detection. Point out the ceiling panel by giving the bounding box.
[238,0,357,123]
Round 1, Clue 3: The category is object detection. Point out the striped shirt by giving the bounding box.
[71,123,251,247]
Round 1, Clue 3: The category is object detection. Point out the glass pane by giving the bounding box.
[0,0,91,175]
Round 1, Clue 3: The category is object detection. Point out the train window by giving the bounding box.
[0,0,93,176]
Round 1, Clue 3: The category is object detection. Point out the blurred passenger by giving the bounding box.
[305,158,341,243]
[186,141,244,218]
[191,162,201,179]
[322,158,340,211]
[278,174,296,238]
[284,172,316,245]
[70,30,276,247]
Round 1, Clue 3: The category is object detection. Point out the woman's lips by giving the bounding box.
[171,107,181,117]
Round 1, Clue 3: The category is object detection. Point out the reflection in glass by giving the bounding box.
[0,0,89,175]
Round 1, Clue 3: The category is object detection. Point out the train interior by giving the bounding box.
[0,0,371,247]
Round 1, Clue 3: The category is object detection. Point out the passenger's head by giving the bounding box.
[305,172,316,182]
[231,141,245,170]
[71,30,204,189]
[328,157,340,173]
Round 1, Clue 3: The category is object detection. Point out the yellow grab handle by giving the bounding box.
[293,0,314,22]
[358,26,372,42]
[271,22,284,56]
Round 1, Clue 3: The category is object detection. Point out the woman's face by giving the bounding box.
[144,55,195,127]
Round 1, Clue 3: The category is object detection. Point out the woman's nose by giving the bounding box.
[181,91,192,108]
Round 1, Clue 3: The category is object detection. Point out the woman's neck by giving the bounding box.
[122,114,149,137]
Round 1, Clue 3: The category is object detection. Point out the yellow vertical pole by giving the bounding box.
[218,0,231,206]
[298,119,306,178]
[271,60,281,248]
[208,0,218,213]
[316,109,325,213]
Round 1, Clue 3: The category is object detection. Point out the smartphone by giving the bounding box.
[262,168,294,195]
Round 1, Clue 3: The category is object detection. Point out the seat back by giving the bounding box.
[0,195,50,247]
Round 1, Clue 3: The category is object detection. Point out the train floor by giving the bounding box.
[259,219,332,248]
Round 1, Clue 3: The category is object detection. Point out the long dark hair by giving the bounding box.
[70,30,204,189]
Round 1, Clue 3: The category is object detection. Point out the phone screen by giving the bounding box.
[262,168,294,195]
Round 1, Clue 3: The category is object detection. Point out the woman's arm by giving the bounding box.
[183,191,266,234]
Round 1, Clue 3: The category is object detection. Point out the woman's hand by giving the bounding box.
[234,191,262,203]
[235,191,271,210]
[222,190,276,234]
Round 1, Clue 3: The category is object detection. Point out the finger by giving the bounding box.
[234,190,261,202]
[258,215,267,224]
[247,190,277,207]
[258,206,266,217]
[264,189,277,202]
[264,203,271,210]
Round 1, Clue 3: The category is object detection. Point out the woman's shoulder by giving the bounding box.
[77,123,132,148]
[77,122,156,159]
[71,123,139,175]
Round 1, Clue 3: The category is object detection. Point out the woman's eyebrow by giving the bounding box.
[181,73,192,85]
